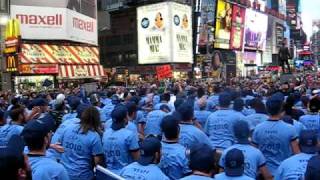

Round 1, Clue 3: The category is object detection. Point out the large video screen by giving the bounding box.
[244,9,268,50]
[214,0,232,49]
[230,5,245,50]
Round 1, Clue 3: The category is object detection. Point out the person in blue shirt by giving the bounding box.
[22,117,69,180]
[154,92,174,112]
[215,148,254,180]
[252,95,300,176]
[305,154,320,180]
[232,98,246,117]
[219,120,272,180]
[144,106,168,138]
[194,97,211,128]
[244,98,269,131]
[180,143,216,180]
[159,115,190,179]
[101,94,119,123]
[282,115,306,137]
[176,103,211,149]
[299,97,320,131]
[102,105,140,174]
[0,105,26,146]
[60,106,104,180]
[205,93,244,150]
[0,135,32,180]
[275,130,318,180]
[90,93,107,123]
[62,96,80,123]
[120,136,169,180]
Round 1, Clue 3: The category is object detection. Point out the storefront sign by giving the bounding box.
[230,5,245,50]
[6,54,19,72]
[4,19,21,54]
[137,2,192,64]
[244,9,268,50]
[19,64,59,74]
[214,0,232,49]
[11,5,97,45]
[21,44,99,64]
[156,65,172,80]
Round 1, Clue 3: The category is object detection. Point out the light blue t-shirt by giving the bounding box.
[60,124,104,180]
[180,174,214,180]
[244,113,269,130]
[95,106,107,123]
[104,119,138,134]
[144,110,167,136]
[299,114,320,131]
[154,102,174,112]
[215,172,255,180]
[159,142,190,179]
[275,153,316,180]
[179,123,211,149]
[207,95,219,111]
[62,112,77,123]
[0,124,24,147]
[28,155,70,180]
[293,120,306,136]
[120,162,169,180]
[204,109,243,149]
[101,103,115,122]
[102,128,139,174]
[252,120,298,176]
[133,110,146,125]
[219,144,266,179]
[194,110,211,128]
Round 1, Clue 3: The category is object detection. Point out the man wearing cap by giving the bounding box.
[205,93,244,150]
[62,96,81,123]
[0,135,31,180]
[177,103,211,149]
[180,144,216,180]
[102,105,140,174]
[275,130,318,180]
[305,154,320,180]
[120,136,169,180]
[219,121,272,180]
[22,119,69,180]
[159,115,190,179]
[154,92,174,112]
[215,148,254,180]
[252,95,300,176]
[299,97,320,132]
[144,104,169,138]
[194,97,212,128]
[0,105,26,146]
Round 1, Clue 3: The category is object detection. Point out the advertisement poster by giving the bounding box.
[156,65,172,80]
[214,0,232,49]
[275,23,284,47]
[10,0,98,45]
[137,2,192,64]
[243,51,257,64]
[171,2,193,63]
[230,5,245,50]
[244,9,268,50]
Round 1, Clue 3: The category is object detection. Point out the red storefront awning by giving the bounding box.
[58,65,106,79]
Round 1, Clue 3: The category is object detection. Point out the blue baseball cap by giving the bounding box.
[32,98,48,107]
[111,105,128,130]
[225,148,244,177]
[233,121,250,144]
[305,155,320,180]
[138,136,161,166]
[299,130,319,154]
[21,118,54,143]
[76,103,91,118]
[69,96,81,110]
[219,93,232,107]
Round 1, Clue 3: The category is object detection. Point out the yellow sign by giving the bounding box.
[5,19,21,39]
[6,55,18,72]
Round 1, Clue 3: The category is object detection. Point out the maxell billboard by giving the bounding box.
[10,0,97,45]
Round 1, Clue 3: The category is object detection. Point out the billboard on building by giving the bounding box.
[214,0,232,49]
[10,0,97,45]
[137,2,192,64]
[244,9,268,50]
[230,5,245,50]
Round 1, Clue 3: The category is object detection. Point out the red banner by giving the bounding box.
[230,5,245,50]
[156,65,172,80]
[19,64,59,74]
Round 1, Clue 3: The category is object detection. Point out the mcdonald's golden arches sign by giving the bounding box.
[6,54,18,72]
[4,18,21,54]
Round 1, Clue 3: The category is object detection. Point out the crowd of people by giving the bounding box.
[0,75,320,180]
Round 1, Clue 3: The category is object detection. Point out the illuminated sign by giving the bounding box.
[19,64,59,74]
[6,54,18,72]
[4,18,21,54]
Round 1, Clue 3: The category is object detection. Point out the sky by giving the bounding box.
[301,0,320,39]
